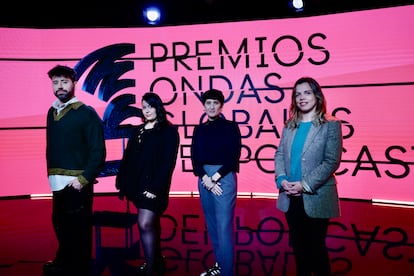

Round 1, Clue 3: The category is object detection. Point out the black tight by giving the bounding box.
[138,208,161,275]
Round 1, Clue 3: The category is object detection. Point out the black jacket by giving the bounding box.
[116,122,179,214]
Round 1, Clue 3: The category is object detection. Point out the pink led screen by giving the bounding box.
[0,6,413,201]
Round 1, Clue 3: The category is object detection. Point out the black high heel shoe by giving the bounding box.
[137,256,166,276]
[137,262,148,275]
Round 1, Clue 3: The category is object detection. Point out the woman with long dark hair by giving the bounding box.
[116,92,180,276]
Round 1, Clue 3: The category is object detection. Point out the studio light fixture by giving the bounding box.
[291,0,304,12]
[143,5,162,25]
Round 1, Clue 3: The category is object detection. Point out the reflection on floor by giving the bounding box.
[1,194,413,276]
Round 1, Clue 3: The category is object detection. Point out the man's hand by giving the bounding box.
[68,179,83,191]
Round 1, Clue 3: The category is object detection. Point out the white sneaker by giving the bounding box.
[200,262,221,276]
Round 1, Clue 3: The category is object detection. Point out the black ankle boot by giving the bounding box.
[137,262,148,275]
[155,256,166,275]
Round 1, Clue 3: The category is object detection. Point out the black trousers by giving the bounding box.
[285,196,330,276]
[51,184,93,276]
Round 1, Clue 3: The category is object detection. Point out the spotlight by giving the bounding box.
[291,0,304,12]
[143,5,162,25]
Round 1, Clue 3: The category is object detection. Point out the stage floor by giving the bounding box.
[1,194,413,276]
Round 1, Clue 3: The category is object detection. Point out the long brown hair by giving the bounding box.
[286,77,327,129]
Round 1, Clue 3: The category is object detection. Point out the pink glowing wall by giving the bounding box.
[0,6,413,200]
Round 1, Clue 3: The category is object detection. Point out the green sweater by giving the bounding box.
[46,101,106,185]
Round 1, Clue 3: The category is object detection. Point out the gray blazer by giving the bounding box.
[275,119,342,218]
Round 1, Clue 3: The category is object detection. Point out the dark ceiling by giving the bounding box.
[1,0,413,28]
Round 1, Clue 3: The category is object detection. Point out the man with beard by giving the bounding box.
[43,65,106,276]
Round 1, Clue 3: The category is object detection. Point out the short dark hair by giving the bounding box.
[47,65,77,82]
[202,89,224,105]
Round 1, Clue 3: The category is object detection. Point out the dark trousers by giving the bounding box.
[286,196,330,276]
[51,185,93,276]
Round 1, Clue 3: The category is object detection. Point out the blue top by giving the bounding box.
[290,121,312,181]
[276,121,312,188]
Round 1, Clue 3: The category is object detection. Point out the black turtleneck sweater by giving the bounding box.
[191,117,242,177]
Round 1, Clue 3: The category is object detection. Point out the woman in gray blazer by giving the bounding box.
[275,77,343,276]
